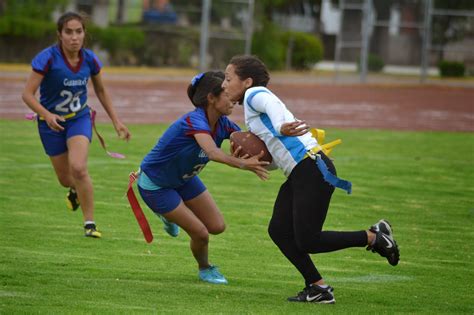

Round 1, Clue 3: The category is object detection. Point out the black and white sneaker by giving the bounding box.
[66,188,80,211]
[367,219,400,266]
[288,285,335,304]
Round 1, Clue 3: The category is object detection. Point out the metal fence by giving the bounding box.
[334,0,474,83]
[198,0,254,71]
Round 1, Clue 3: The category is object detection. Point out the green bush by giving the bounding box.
[252,22,324,71]
[282,31,323,70]
[252,21,286,70]
[358,53,384,72]
[438,60,465,77]
[4,0,68,21]
[368,53,384,72]
[89,26,145,65]
[0,16,55,39]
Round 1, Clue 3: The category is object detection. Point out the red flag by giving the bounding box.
[127,172,153,243]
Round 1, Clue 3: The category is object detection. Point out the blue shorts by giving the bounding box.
[138,176,206,214]
[38,113,92,156]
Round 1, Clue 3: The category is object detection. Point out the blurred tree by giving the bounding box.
[0,0,67,40]
[257,0,301,21]
[116,0,125,24]
[3,0,68,20]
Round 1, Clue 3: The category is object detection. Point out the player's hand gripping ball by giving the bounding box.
[230,131,273,163]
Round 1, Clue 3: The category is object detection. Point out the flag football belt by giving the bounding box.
[38,103,89,121]
[38,111,77,120]
[305,146,352,195]
[127,169,154,243]
[32,107,125,159]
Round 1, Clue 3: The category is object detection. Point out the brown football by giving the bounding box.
[229,131,273,163]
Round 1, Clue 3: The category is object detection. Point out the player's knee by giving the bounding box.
[208,222,226,235]
[191,226,209,244]
[70,163,88,180]
[268,221,285,245]
[57,175,72,188]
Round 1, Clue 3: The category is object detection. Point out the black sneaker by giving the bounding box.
[366,219,392,250]
[367,219,400,266]
[66,188,80,211]
[84,224,102,238]
[288,285,335,304]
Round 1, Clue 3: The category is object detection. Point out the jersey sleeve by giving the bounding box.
[84,49,102,76]
[183,110,212,136]
[31,48,53,75]
[220,117,241,139]
[248,91,292,136]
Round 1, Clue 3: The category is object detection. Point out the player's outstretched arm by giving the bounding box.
[91,73,131,141]
[194,133,269,180]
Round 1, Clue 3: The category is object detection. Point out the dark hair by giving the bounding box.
[57,12,86,33]
[229,55,270,87]
[187,71,225,108]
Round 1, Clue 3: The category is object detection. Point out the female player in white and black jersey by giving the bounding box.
[22,12,131,238]
[222,55,400,304]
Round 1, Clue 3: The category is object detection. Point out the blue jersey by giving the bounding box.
[140,107,240,188]
[31,45,102,119]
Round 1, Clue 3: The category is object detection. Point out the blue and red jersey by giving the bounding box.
[140,107,240,188]
[31,44,102,119]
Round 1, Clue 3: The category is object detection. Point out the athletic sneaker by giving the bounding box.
[288,284,335,304]
[66,188,80,211]
[367,219,399,266]
[156,214,179,237]
[84,224,102,238]
[199,265,228,284]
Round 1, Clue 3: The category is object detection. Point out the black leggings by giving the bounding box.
[268,153,367,285]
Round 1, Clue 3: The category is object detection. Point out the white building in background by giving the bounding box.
[272,1,316,33]
[389,5,401,36]
[52,0,109,27]
[321,0,341,35]
[52,0,144,27]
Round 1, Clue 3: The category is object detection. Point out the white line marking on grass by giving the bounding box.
[332,274,413,283]
[0,290,32,298]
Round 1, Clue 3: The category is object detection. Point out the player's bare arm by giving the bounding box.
[280,120,310,136]
[194,133,269,180]
[91,73,131,140]
[22,71,65,131]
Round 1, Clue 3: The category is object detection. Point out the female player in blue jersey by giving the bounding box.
[222,55,400,303]
[136,70,269,284]
[22,12,131,238]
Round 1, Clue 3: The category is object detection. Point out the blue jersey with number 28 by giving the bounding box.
[141,107,240,188]
[31,44,102,119]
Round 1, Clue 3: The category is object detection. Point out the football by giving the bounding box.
[229,131,273,163]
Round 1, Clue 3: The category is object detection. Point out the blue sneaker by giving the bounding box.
[199,265,228,284]
[156,214,179,237]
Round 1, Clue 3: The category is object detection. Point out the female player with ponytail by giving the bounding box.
[222,55,400,303]
[135,71,269,284]
[22,12,130,238]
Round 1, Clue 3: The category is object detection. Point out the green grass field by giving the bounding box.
[1,120,473,314]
